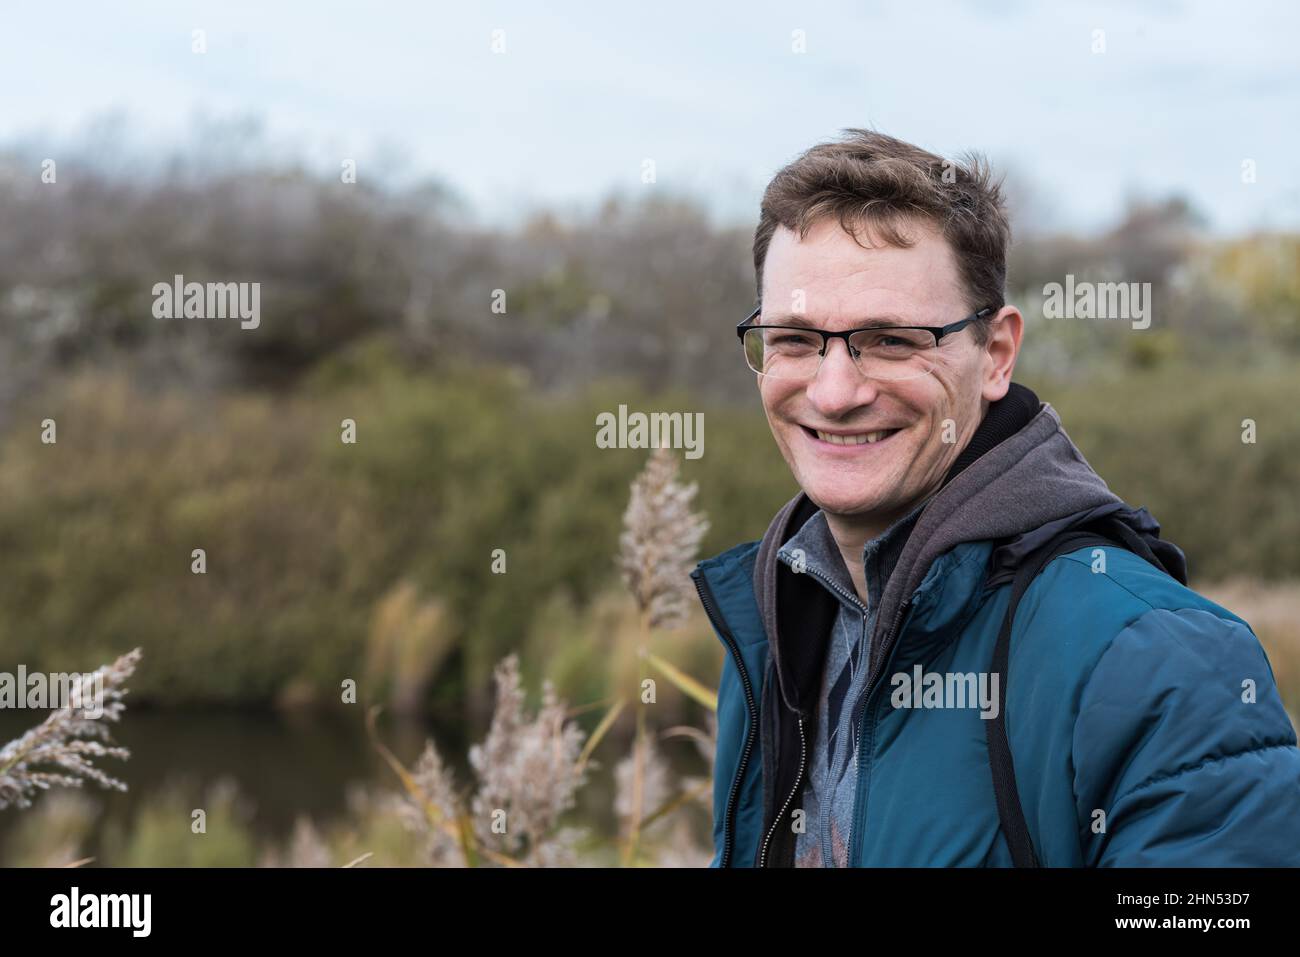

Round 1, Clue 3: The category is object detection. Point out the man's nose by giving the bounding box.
[804,337,878,415]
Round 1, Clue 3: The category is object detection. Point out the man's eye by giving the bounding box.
[862,331,928,351]
[769,333,818,348]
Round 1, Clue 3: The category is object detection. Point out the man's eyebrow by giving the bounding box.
[761,313,914,328]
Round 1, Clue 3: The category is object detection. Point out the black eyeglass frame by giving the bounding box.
[735,305,995,352]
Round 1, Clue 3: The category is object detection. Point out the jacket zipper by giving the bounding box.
[759,713,806,867]
[691,570,759,869]
[784,554,867,616]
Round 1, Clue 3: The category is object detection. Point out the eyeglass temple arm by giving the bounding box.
[935,307,995,342]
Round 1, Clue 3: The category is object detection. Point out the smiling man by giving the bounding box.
[691,129,1300,868]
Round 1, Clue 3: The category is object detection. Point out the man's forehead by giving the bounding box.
[773,214,939,249]
[758,311,915,328]
[762,219,963,309]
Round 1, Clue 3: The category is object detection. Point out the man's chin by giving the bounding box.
[803,487,891,518]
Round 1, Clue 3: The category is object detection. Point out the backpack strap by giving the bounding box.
[986,527,1126,867]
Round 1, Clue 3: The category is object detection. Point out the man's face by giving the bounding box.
[757,218,1007,532]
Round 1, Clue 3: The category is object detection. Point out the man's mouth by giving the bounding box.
[802,426,903,447]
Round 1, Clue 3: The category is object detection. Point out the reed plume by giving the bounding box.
[0,648,141,811]
[618,445,710,631]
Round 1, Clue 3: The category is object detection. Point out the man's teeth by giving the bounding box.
[815,429,896,445]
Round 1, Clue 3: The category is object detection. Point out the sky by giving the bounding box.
[1,0,1296,234]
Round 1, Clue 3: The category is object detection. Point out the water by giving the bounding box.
[0,706,705,865]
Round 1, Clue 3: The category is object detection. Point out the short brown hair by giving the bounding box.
[752,129,1010,345]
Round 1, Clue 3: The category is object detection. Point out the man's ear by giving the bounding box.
[981,306,1023,403]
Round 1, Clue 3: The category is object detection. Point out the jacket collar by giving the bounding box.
[774,501,925,613]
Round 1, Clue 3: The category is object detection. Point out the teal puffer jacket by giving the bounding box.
[693,398,1300,867]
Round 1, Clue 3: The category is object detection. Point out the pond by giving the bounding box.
[0,705,705,866]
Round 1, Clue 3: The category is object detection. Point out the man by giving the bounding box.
[691,129,1300,867]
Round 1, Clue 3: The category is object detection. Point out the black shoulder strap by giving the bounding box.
[985,526,1126,867]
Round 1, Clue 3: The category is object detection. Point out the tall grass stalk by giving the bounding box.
[617,446,709,865]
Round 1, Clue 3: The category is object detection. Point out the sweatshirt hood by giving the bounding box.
[752,382,1187,718]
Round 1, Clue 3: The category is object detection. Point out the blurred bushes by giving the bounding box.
[0,340,793,715]
[1021,364,1300,581]
[100,779,257,867]
[0,152,759,411]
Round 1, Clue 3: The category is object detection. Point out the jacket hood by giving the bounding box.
[752,382,1187,718]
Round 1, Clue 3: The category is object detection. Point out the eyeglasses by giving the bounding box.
[736,306,994,381]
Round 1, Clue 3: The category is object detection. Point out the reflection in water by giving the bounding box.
[0,707,457,864]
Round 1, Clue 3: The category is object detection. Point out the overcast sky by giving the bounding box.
[2,0,1296,234]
